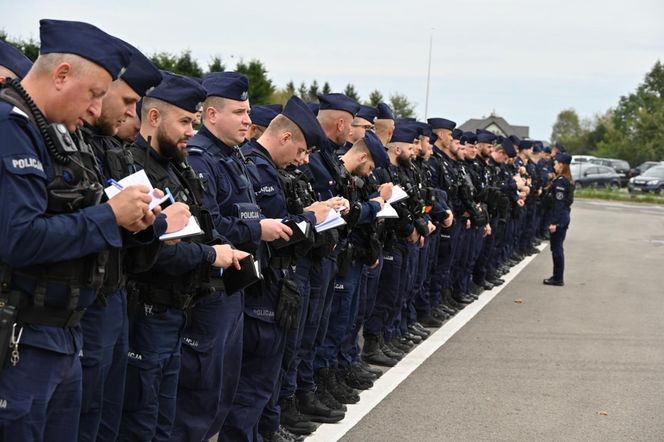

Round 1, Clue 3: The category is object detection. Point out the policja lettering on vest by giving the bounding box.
[0,18,154,442]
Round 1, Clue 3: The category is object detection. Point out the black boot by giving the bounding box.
[341,366,373,390]
[296,390,345,423]
[358,359,384,377]
[362,335,398,367]
[319,367,359,404]
[312,373,347,412]
[418,313,443,328]
[279,396,318,435]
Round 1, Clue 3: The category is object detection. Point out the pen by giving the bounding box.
[164,187,176,204]
[107,178,124,190]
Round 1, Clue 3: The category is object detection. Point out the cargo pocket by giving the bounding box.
[80,354,103,414]
[122,355,159,412]
[178,337,216,390]
[0,393,33,426]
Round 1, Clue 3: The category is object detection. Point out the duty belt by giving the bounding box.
[18,305,86,328]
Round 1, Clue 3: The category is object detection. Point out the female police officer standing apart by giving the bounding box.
[544,152,573,286]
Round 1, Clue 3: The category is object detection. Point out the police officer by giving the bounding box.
[363,124,421,366]
[247,104,282,141]
[0,19,156,441]
[0,39,33,81]
[172,72,292,442]
[118,71,245,440]
[76,45,183,442]
[544,152,573,286]
[222,95,331,442]
[294,93,360,409]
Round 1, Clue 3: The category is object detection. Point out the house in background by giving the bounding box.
[458,112,529,139]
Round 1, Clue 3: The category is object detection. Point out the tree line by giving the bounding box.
[550,61,664,166]
[0,31,417,118]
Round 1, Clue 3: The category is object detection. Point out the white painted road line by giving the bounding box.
[307,243,548,442]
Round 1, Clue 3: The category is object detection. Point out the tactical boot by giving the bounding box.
[296,390,345,423]
[350,363,377,381]
[404,331,422,344]
[312,376,347,412]
[481,279,494,290]
[362,335,398,367]
[381,338,404,360]
[359,359,384,378]
[408,324,429,340]
[391,338,411,353]
[261,428,292,442]
[431,308,449,321]
[442,289,463,310]
[333,365,360,396]
[411,322,431,336]
[418,313,443,328]
[279,396,317,435]
[277,425,306,442]
[469,281,483,296]
[341,366,373,390]
[319,368,359,404]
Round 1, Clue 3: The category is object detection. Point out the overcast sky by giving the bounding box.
[5,0,664,140]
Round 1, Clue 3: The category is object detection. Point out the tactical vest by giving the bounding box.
[0,80,108,327]
[127,144,220,310]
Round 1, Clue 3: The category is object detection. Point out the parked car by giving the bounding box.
[571,163,621,188]
[627,165,664,194]
[588,158,630,186]
[629,161,662,178]
[571,155,596,164]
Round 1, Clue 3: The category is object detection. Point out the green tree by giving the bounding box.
[344,83,360,102]
[550,108,587,153]
[297,82,308,100]
[367,89,384,107]
[322,81,332,94]
[235,59,275,104]
[308,80,320,100]
[150,52,178,72]
[285,81,296,96]
[207,56,225,73]
[389,92,416,118]
[0,31,39,61]
[174,50,204,78]
[595,60,664,165]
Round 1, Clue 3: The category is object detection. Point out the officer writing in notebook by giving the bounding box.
[173,72,292,442]
[0,19,156,441]
[118,71,245,440]
[222,95,331,441]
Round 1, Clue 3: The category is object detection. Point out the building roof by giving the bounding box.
[458,113,529,139]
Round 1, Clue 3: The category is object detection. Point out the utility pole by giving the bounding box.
[424,30,434,118]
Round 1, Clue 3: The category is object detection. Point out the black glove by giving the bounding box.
[275,278,301,329]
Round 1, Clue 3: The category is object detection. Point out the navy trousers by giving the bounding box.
[78,289,128,442]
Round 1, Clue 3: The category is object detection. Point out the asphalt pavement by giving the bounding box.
[335,199,664,442]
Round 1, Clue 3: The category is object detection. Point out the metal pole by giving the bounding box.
[424,31,433,118]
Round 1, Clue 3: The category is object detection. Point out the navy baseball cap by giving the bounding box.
[147,71,206,113]
[518,140,533,150]
[250,105,281,127]
[282,95,326,150]
[356,105,378,123]
[461,132,477,145]
[500,138,517,158]
[376,102,395,120]
[39,19,131,80]
[427,118,456,131]
[390,123,420,143]
[363,131,389,169]
[317,93,360,116]
[0,40,32,79]
[508,134,522,145]
[203,72,249,101]
[120,44,162,96]
[555,153,572,164]
[476,129,497,143]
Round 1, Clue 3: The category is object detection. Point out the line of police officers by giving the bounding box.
[0,19,572,442]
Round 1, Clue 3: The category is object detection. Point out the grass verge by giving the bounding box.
[575,187,664,204]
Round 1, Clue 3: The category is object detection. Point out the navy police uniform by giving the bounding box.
[0,19,132,442]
